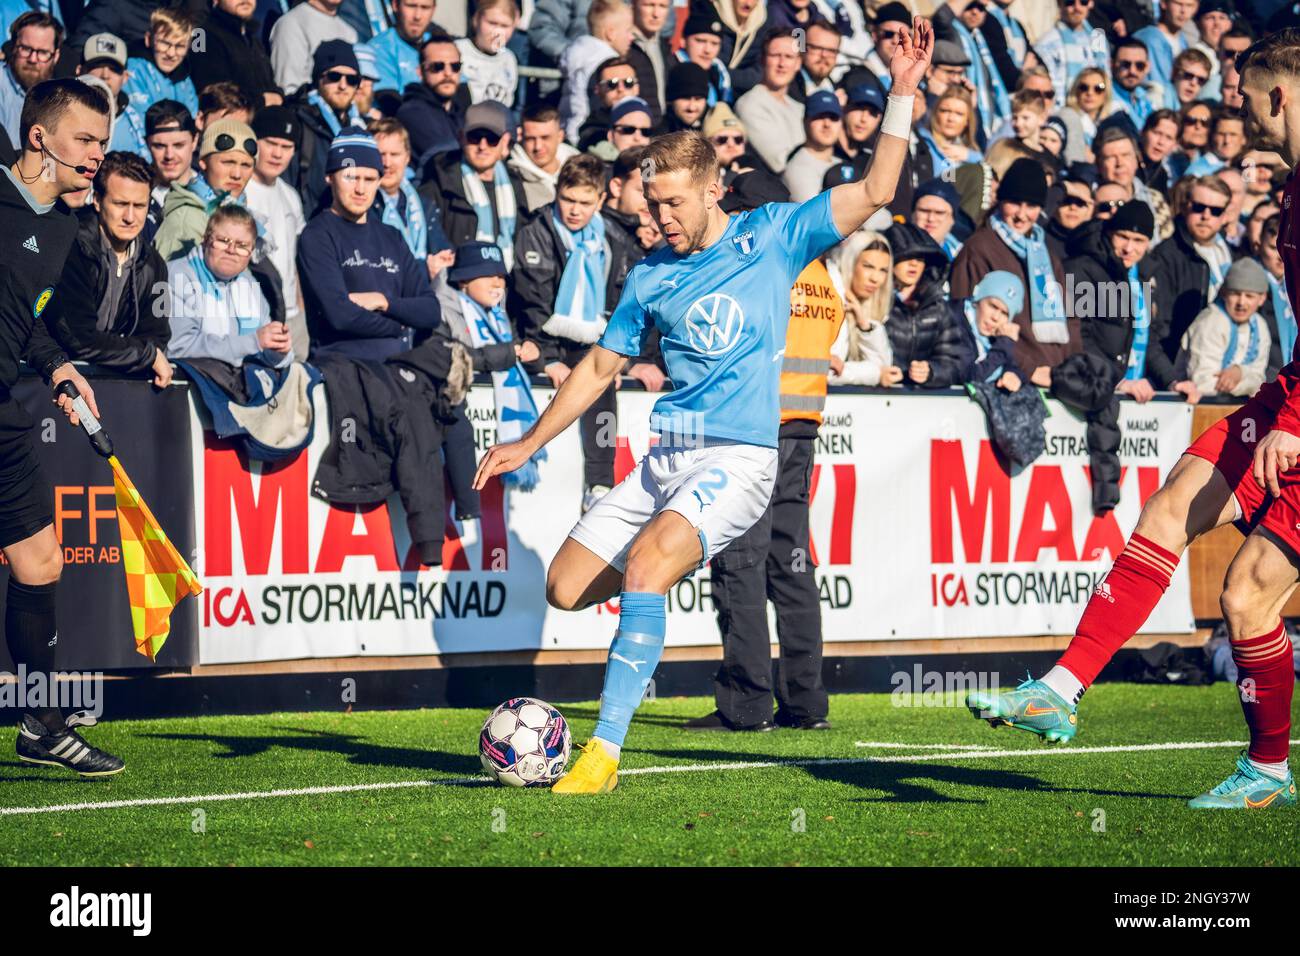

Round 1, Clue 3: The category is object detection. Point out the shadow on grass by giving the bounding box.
[0,758,84,785]
[139,727,481,775]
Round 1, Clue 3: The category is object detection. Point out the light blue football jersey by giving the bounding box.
[599,191,843,449]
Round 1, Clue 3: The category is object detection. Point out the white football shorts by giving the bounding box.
[568,441,779,572]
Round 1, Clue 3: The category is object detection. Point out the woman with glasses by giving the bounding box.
[1056,66,1117,164]
[1169,100,1212,180]
[167,205,292,369]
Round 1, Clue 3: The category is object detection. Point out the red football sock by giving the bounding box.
[1232,621,1295,766]
[1057,533,1178,694]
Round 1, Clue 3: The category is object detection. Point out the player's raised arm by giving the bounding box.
[473,344,627,490]
[828,16,933,238]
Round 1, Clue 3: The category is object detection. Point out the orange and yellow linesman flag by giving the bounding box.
[109,454,203,660]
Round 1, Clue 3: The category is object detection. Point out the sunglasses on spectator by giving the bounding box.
[1177,71,1208,85]
[876,28,899,40]
[1183,115,1210,127]
[208,234,254,256]
[602,76,637,91]
[1076,82,1107,94]
[213,132,258,156]
[614,124,652,136]
[806,42,840,55]
[322,70,361,87]
[1096,199,1124,215]
[1059,195,1092,208]
[1189,200,1226,216]
[711,133,746,146]
[1115,59,1147,71]
[423,60,462,73]
[1065,0,1092,7]
[465,129,503,146]
[13,42,55,62]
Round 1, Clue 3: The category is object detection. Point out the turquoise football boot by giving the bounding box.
[966,678,1077,743]
[1188,753,1297,809]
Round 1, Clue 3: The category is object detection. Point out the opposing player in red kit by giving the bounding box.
[968,28,1300,809]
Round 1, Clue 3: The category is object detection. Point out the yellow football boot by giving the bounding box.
[551,739,619,794]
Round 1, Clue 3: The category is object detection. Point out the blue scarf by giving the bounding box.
[915,127,979,179]
[677,49,733,106]
[362,0,391,37]
[542,208,607,343]
[187,246,260,334]
[1220,303,1262,370]
[461,161,518,270]
[460,291,547,491]
[380,175,428,258]
[307,90,363,137]
[987,5,1027,69]
[1114,83,1155,128]
[952,17,1010,130]
[1125,264,1149,380]
[963,299,1005,382]
[941,232,963,261]
[1270,273,1297,365]
[989,213,1067,343]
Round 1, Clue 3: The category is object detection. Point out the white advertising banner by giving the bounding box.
[194,387,1195,664]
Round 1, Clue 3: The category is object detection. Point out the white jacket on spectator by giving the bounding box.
[1181,303,1270,398]
[269,2,358,96]
[560,34,617,142]
[456,37,520,107]
[828,314,893,386]
[166,249,292,369]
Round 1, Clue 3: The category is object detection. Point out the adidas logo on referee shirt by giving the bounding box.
[23,235,39,253]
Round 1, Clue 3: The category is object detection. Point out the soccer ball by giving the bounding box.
[479,697,572,787]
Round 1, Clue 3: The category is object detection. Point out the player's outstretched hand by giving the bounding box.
[474,439,538,491]
[889,16,933,95]
[1252,429,1300,497]
[50,363,99,427]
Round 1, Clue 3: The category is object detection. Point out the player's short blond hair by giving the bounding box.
[149,7,193,38]
[1238,27,1300,80]
[639,130,721,190]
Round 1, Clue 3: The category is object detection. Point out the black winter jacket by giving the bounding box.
[397,82,470,171]
[286,91,346,217]
[1149,218,1212,383]
[886,271,974,388]
[950,300,1024,386]
[187,5,279,103]
[418,150,528,258]
[47,209,170,375]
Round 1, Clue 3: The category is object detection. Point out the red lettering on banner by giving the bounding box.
[808,464,822,566]
[1080,466,1128,562]
[930,440,1010,563]
[205,439,309,575]
[1138,465,1160,505]
[478,476,507,570]
[1014,465,1077,562]
[829,464,854,564]
[316,503,400,573]
[931,572,969,606]
[206,587,254,627]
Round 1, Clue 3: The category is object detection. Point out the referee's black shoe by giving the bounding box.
[682,710,774,732]
[17,713,125,778]
[774,711,832,730]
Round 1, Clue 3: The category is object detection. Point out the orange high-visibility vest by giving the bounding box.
[780,258,845,426]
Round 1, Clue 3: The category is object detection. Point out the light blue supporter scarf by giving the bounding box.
[380,175,428,257]
[941,232,962,261]
[460,291,546,490]
[461,161,518,271]
[187,246,259,333]
[987,5,1027,69]
[1114,84,1155,128]
[963,299,1003,382]
[1125,263,1149,380]
[1269,273,1297,365]
[542,207,607,343]
[307,89,363,137]
[953,17,1010,129]
[1220,303,1261,370]
[989,213,1068,344]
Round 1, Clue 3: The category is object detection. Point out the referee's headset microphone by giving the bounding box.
[36,132,92,176]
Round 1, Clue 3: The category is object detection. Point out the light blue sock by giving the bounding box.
[592,592,666,749]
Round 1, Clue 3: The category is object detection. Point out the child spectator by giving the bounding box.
[884,221,973,389]
[956,270,1025,390]
[456,0,521,107]
[828,229,900,387]
[1007,89,1049,152]
[560,0,635,143]
[1183,258,1273,399]
[167,206,293,368]
[122,9,198,158]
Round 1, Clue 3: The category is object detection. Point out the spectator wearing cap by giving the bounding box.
[397,32,471,167]
[510,153,631,510]
[186,0,279,107]
[915,89,981,181]
[166,204,292,369]
[704,102,765,183]
[912,179,965,261]
[419,101,526,269]
[143,100,200,239]
[0,13,61,148]
[884,221,974,389]
[781,90,840,203]
[298,127,442,359]
[270,0,359,96]
[353,42,382,120]
[828,229,898,386]
[839,83,882,159]
[862,2,910,92]
[1183,257,1273,399]
[1132,0,1194,109]
[734,29,804,175]
[1138,108,1179,195]
[49,151,173,386]
[1035,0,1111,105]
[687,0,766,99]
[121,10,199,159]
[934,0,1011,142]
[675,11,732,106]
[370,115,455,282]
[75,33,132,154]
[955,269,1026,390]
[559,0,635,144]
[597,95,654,161]
[245,106,310,362]
[660,61,710,134]
[1192,0,1234,100]
[509,104,580,213]
[456,0,521,107]
[1039,114,1067,158]
[1109,36,1164,133]
[951,157,1080,383]
[154,118,259,261]
[925,38,973,103]
[575,57,642,152]
[288,39,364,215]
[369,0,438,110]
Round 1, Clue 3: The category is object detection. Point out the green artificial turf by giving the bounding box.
[0,683,1295,866]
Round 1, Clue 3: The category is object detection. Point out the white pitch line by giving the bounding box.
[2,738,1295,817]
[856,741,996,750]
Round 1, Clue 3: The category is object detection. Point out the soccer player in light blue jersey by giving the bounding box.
[473,19,935,794]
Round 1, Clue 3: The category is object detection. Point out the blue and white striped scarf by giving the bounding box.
[308,89,363,137]
[1220,304,1262,370]
[362,0,392,38]
[462,161,518,271]
[990,213,1068,343]
[915,127,979,179]
[952,17,1009,131]
[460,291,546,490]
[987,5,1027,69]
[941,232,962,261]
[1195,235,1232,299]
[189,175,264,238]
[380,175,428,257]
[676,49,733,106]
[1113,83,1156,128]
[1125,264,1149,380]
[542,208,607,343]
[1269,273,1297,365]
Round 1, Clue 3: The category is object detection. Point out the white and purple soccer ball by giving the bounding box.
[479,697,572,787]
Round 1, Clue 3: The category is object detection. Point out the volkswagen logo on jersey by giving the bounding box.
[684,293,746,355]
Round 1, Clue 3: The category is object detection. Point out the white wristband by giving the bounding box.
[880,94,914,140]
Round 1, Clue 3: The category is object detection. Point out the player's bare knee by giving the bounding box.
[1220,564,1280,639]
[544,570,581,611]
[16,545,62,586]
